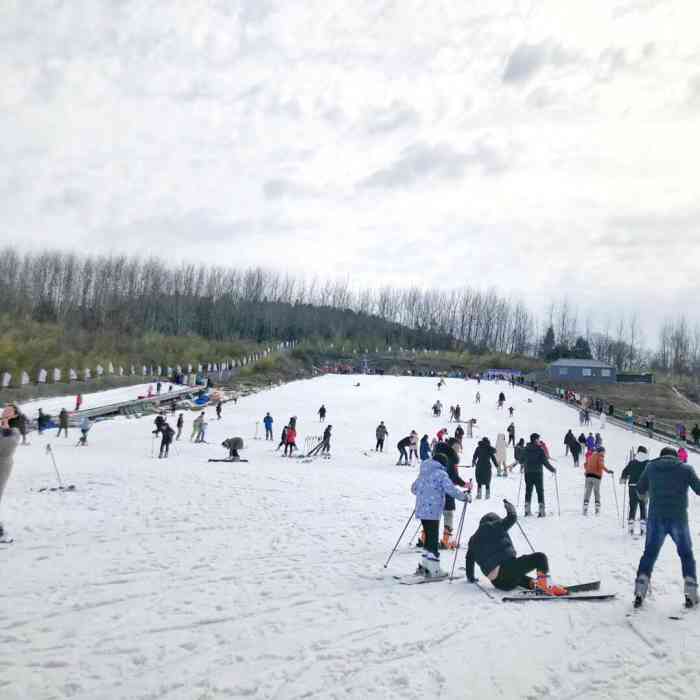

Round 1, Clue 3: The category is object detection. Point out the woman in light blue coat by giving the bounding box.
[411,453,469,576]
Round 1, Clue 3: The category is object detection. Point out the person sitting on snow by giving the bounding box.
[465,499,567,595]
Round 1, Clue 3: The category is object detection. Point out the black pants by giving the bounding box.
[284,441,296,456]
[508,434,515,446]
[492,553,549,591]
[57,427,68,437]
[321,440,330,454]
[421,520,440,557]
[628,485,647,521]
[159,440,170,458]
[265,428,273,440]
[525,472,544,505]
[398,446,408,463]
[376,438,384,451]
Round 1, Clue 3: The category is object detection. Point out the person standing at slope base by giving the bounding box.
[263,413,274,441]
[0,405,20,541]
[318,405,326,423]
[620,446,649,536]
[521,433,556,517]
[411,452,470,578]
[375,421,388,452]
[465,499,567,595]
[633,447,700,609]
[473,437,498,499]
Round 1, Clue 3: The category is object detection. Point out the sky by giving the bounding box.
[1,0,700,343]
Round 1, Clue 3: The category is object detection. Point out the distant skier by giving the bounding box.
[176,413,184,440]
[495,433,508,476]
[633,447,700,609]
[195,418,208,444]
[191,412,204,441]
[216,401,222,420]
[465,499,567,595]
[37,408,49,435]
[520,433,556,517]
[475,392,481,404]
[419,434,431,460]
[454,404,461,422]
[156,381,162,395]
[57,408,69,438]
[620,446,649,535]
[411,452,470,577]
[506,422,516,447]
[284,425,297,456]
[310,424,332,455]
[408,431,419,463]
[564,430,581,467]
[472,437,498,499]
[375,421,388,451]
[318,405,326,423]
[497,392,506,410]
[263,413,274,441]
[397,435,411,466]
[508,406,515,417]
[454,424,465,452]
[75,394,83,411]
[583,447,614,515]
[277,425,289,452]
[692,423,700,445]
[77,416,92,446]
[159,422,174,458]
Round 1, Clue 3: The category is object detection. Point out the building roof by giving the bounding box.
[549,359,616,369]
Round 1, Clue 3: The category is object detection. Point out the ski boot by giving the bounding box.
[640,520,646,536]
[485,486,491,500]
[634,574,650,608]
[440,527,456,550]
[422,552,445,578]
[535,572,568,596]
[684,577,698,609]
[538,503,545,518]
[524,503,531,517]
[595,503,601,516]
[582,501,588,516]
[628,520,635,535]
[476,486,482,500]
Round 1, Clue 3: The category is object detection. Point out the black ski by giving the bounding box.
[37,485,76,492]
[503,593,615,603]
[0,538,13,545]
[207,459,249,463]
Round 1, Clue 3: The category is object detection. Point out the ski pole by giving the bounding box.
[515,518,536,554]
[516,469,523,508]
[384,509,416,569]
[554,471,561,517]
[621,481,627,529]
[46,444,64,489]
[611,474,620,521]
[449,493,470,581]
[407,522,422,546]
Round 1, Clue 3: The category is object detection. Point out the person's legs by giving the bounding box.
[524,473,534,515]
[493,553,549,591]
[636,517,668,591]
[583,477,594,513]
[421,520,440,558]
[593,479,601,513]
[669,520,697,582]
[534,474,545,515]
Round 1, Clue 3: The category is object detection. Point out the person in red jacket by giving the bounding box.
[284,426,297,456]
[75,394,83,411]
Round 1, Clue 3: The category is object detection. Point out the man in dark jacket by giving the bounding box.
[434,439,467,548]
[465,500,566,595]
[397,435,411,465]
[57,408,69,438]
[634,447,700,608]
[564,430,581,467]
[375,422,388,452]
[620,446,649,535]
[520,433,556,517]
[159,422,175,458]
[472,437,498,500]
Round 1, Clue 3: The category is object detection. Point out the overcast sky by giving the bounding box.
[2,1,699,342]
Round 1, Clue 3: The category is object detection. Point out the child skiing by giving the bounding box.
[411,452,470,577]
[465,499,567,595]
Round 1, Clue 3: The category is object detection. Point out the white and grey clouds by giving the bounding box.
[1,0,699,338]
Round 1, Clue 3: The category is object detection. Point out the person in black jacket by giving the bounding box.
[620,446,649,535]
[397,436,411,465]
[564,430,581,467]
[521,433,556,517]
[472,437,498,500]
[434,439,467,548]
[465,499,567,595]
[159,422,174,458]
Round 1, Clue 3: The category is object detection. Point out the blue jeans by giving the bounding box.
[637,517,696,580]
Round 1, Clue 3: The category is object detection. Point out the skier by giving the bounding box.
[497,392,506,410]
[633,447,700,609]
[472,437,498,499]
[436,427,448,443]
[156,381,162,394]
[564,430,581,467]
[216,401,222,420]
[75,394,82,411]
[56,408,69,438]
[678,446,689,463]
[191,412,204,441]
[508,438,526,471]
[465,500,567,595]
[449,406,455,422]
[397,435,411,465]
[408,431,419,463]
[196,418,208,444]
[411,452,470,577]
[419,434,431,460]
[520,433,556,517]
[318,405,327,423]
[15,408,28,446]
[0,405,20,540]
[508,406,515,417]
[583,447,614,515]
[375,421,388,451]
[263,413,274,441]
[434,438,468,549]
[454,424,465,452]
[176,413,184,440]
[594,432,603,449]
[153,413,165,436]
[159,422,174,458]
[620,446,649,535]
[277,425,289,452]
[495,433,508,476]
[692,423,700,446]
[77,416,92,446]
[585,432,595,454]
[454,404,461,423]
[506,422,516,447]
[221,437,244,461]
[475,392,481,404]
[284,425,297,456]
[321,425,332,454]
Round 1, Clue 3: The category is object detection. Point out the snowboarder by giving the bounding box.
[176,413,184,440]
[633,447,700,609]
[465,499,567,595]
[397,435,411,465]
[583,447,614,515]
[520,433,556,517]
[318,405,327,423]
[159,422,174,458]
[620,446,649,535]
[411,452,470,577]
[222,437,244,461]
[57,408,69,438]
[375,421,388,451]
[0,404,20,540]
[263,413,274,441]
[506,422,516,447]
[472,437,498,499]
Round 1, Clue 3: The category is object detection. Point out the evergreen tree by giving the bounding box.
[541,326,556,359]
[572,336,593,360]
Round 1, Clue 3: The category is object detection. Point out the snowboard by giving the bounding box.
[394,573,450,585]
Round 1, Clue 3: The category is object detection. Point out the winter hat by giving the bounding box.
[530,433,540,442]
[480,513,500,525]
[660,447,678,458]
[637,446,648,456]
[597,446,605,453]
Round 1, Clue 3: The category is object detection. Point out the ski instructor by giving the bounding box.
[465,499,567,595]
[0,404,20,540]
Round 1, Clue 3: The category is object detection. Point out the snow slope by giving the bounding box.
[3,375,699,700]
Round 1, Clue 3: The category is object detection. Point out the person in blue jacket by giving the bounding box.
[634,447,700,608]
[411,453,470,577]
[263,413,274,441]
[419,434,431,461]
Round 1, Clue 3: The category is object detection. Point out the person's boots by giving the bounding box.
[440,527,455,550]
[535,571,568,596]
[485,486,491,499]
[582,501,588,516]
[595,502,601,516]
[423,552,444,578]
[684,577,698,608]
[476,486,482,500]
[640,520,646,536]
[416,554,429,576]
[628,520,635,535]
[524,502,531,517]
[538,502,545,518]
[634,574,650,608]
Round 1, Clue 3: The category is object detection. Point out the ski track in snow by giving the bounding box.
[3,375,699,699]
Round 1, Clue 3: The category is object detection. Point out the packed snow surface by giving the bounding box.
[3,375,699,699]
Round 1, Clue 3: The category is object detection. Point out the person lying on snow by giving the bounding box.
[464,499,568,596]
